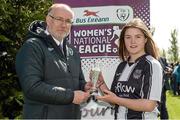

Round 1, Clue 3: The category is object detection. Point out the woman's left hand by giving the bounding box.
[96,89,117,104]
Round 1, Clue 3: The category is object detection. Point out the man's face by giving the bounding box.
[46,7,73,41]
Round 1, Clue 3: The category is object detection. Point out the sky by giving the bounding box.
[150,0,180,50]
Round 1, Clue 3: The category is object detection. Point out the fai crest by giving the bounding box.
[116,8,130,21]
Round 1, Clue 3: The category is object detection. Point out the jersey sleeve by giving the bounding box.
[143,59,163,102]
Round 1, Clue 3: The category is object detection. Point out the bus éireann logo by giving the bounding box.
[83,10,99,17]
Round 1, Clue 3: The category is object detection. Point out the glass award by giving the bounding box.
[91,63,101,96]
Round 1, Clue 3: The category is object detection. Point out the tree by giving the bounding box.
[0,0,52,118]
[161,49,167,58]
[168,29,179,63]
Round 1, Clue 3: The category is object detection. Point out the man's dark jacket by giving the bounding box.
[15,21,86,119]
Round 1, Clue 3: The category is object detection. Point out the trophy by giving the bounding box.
[91,64,101,96]
[90,63,114,108]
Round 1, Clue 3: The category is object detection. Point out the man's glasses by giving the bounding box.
[49,14,73,25]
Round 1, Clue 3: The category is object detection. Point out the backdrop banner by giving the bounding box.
[55,0,150,119]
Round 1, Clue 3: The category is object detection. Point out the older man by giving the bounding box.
[16,3,92,119]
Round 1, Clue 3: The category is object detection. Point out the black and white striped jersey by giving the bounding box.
[111,54,163,119]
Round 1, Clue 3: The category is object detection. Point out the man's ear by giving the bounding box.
[46,15,51,26]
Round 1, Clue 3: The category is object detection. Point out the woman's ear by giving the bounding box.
[145,38,147,43]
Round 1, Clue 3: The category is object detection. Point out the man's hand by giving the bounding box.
[84,81,93,92]
[72,90,90,104]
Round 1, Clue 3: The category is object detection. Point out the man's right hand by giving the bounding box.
[72,90,90,104]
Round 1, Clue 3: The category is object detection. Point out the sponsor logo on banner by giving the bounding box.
[83,10,99,17]
[116,8,131,21]
[69,6,133,58]
[70,25,123,57]
[72,6,133,25]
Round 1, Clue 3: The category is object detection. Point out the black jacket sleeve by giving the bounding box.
[15,39,74,105]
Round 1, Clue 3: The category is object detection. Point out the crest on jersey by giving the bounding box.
[133,69,142,79]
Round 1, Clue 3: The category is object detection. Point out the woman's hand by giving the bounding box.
[96,89,117,104]
[96,71,105,88]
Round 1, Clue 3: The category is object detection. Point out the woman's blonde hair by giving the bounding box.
[118,18,159,61]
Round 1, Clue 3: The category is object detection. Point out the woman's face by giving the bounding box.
[124,27,147,58]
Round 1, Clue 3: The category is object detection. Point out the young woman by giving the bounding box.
[96,18,163,119]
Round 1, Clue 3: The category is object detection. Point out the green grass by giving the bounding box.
[166,91,180,119]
